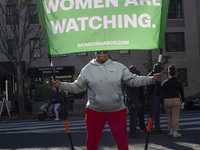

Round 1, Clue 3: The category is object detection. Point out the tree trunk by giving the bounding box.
[16,64,25,115]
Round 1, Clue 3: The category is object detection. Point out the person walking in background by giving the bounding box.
[161,64,185,137]
[13,91,19,114]
[52,89,60,121]
[24,88,32,115]
[31,78,39,101]
[127,65,141,138]
[136,70,147,132]
[147,63,165,134]
[52,51,161,150]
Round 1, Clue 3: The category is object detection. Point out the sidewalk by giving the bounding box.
[0,114,37,123]
[0,112,85,123]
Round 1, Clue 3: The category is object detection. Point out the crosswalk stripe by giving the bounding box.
[0,112,200,134]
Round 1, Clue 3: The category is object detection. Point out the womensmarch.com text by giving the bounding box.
[77,41,129,47]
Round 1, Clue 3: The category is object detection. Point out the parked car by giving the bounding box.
[185,91,200,110]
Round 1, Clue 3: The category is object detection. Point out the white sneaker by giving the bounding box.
[173,130,181,137]
[54,118,59,121]
[168,129,174,136]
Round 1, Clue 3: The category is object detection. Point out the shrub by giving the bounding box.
[35,84,53,101]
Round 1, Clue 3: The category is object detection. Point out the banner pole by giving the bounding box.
[144,49,163,150]
[48,55,74,150]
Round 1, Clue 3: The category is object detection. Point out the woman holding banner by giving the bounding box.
[52,51,161,150]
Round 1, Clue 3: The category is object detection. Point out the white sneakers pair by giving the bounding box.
[169,129,181,137]
[54,118,59,121]
[168,129,174,136]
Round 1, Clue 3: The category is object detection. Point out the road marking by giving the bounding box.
[0,112,200,134]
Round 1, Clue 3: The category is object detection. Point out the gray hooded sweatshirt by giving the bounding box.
[59,59,153,112]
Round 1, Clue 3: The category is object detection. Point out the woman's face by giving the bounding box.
[95,51,110,64]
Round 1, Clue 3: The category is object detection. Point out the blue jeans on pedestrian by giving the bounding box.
[153,96,161,130]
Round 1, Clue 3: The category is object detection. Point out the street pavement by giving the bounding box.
[0,110,200,150]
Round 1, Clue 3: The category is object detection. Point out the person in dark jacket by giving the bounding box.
[147,63,165,134]
[161,64,185,137]
[127,65,141,138]
[24,88,32,115]
[52,89,60,120]
[136,70,147,132]
[13,91,19,114]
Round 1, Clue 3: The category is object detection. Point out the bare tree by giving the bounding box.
[143,54,171,75]
[0,0,45,115]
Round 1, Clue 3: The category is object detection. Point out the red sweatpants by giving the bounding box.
[85,108,128,150]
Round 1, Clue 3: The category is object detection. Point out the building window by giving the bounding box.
[30,38,41,58]
[177,68,188,87]
[7,39,16,59]
[28,4,39,24]
[120,50,130,55]
[6,5,18,25]
[165,32,185,52]
[77,52,87,57]
[168,0,183,19]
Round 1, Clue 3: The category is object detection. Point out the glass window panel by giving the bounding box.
[165,33,185,52]
[28,4,39,24]
[168,0,182,19]
[7,39,16,59]
[30,38,41,58]
[177,68,188,87]
[6,5,18,25]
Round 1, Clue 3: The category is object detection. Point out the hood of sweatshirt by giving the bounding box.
[89,58,112,66]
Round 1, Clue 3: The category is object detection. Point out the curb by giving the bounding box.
[0,112,85,123]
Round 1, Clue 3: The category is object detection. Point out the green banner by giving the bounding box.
[36,0,169,55]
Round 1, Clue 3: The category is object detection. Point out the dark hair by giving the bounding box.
[168,65,176,76]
